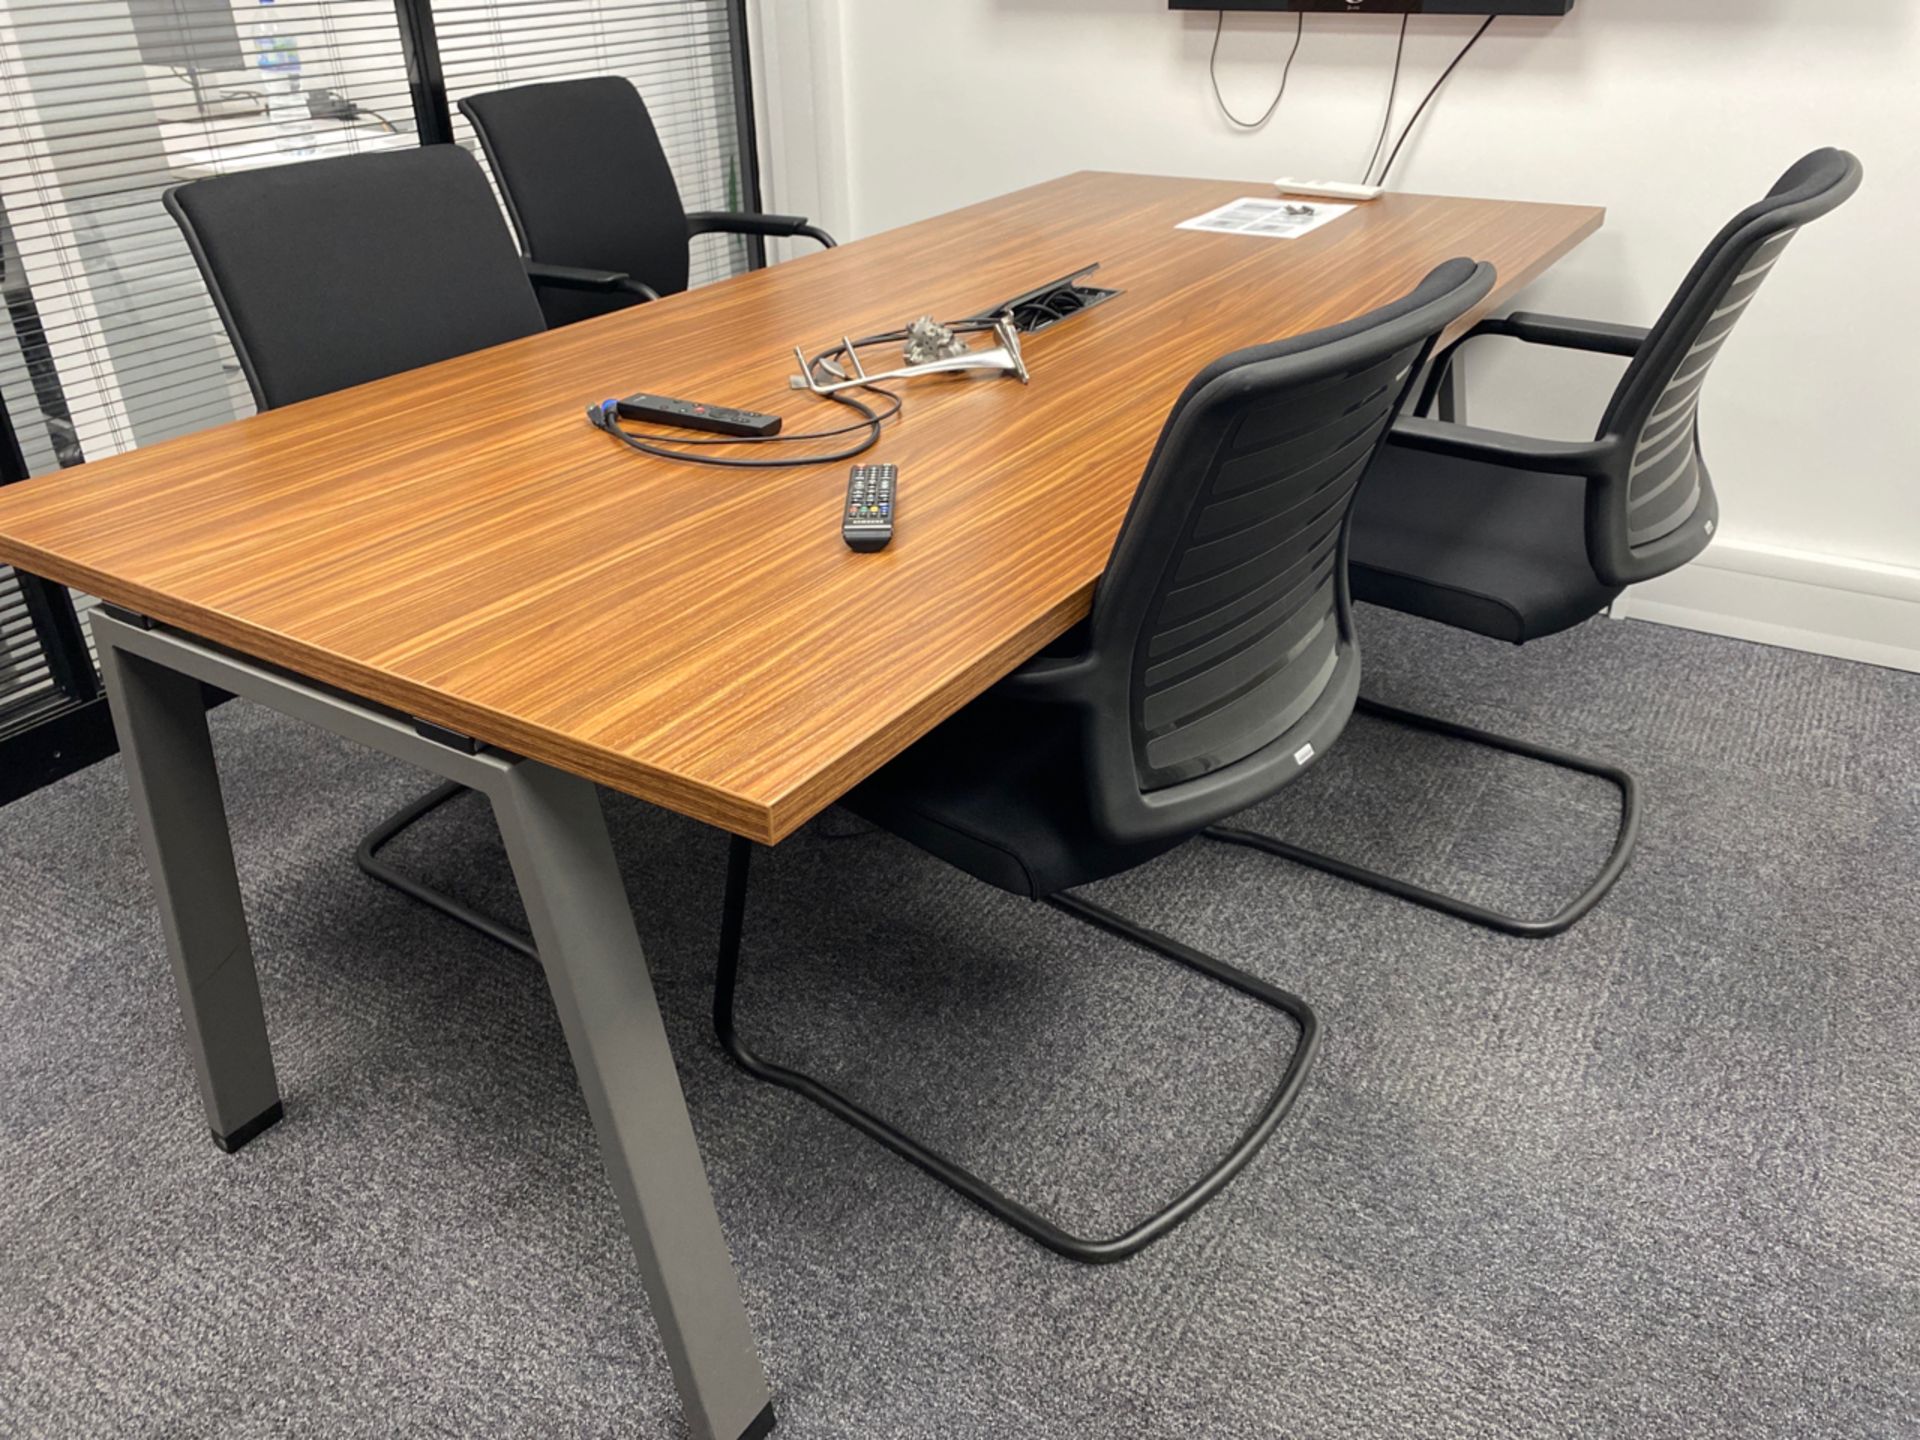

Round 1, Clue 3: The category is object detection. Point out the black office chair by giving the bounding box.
[166,146,546,409]
[167,145,550,955]
[458,76,836,328]
[1206,148,1864,939]
[715,259,1497,1263]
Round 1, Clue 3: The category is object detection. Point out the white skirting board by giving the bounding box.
[1609,537,1920,674]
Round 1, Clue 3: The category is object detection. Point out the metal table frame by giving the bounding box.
[91,609,775,1440]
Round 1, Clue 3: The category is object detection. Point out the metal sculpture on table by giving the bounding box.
[790,312,1029,397]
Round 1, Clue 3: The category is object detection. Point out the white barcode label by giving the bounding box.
[1293,743,1315,765]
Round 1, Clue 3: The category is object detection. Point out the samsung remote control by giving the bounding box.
[843,464,896,551]
[615,392,782,437]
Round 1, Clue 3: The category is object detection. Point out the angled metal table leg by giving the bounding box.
[87,611,774,1440]
[96,628,282,1151]
[492,763,774,1440]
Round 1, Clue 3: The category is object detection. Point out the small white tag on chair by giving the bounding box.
[1293,743,1315,765]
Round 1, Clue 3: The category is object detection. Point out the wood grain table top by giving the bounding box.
[0,172,1602,842]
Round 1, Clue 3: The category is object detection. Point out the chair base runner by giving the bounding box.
[713,836,1319,1265]
[1207,696,1641,940]
[356,780,538,957]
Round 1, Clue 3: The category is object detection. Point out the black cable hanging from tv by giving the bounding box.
[1209,9,1306,130]
[1371,16,1497,186]
[1362,16,1411,185]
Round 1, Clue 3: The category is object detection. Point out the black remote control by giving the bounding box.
[615,392,781,437]
[843,464,896,552]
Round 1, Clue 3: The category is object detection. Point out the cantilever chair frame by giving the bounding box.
[715,837,1322,1265]
[1206,322,1656,940]
[711,262,1496,1264]
[1208,149,1863,939]
[1207,697,1641,939]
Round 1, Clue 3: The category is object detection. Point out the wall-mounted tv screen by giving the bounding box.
[1172,1,1574,13]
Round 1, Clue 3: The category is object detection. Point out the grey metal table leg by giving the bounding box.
[88,612,774,1440]
[492,763,773,1440]
[96,635,282,1151]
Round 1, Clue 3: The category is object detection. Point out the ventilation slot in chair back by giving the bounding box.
[1592,147,1862,582]
[1079,258,1495,843]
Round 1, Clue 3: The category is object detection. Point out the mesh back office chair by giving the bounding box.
[716,260,1496,1263]
[167,146,552,954]
[1208,149,1863,938]
[458,77,836,328]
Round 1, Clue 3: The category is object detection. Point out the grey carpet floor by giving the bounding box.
[2,607,1916,1439]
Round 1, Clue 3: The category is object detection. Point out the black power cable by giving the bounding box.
[1373,17,1497,187]
[1209,9,1305,131]
[1362,17,1411,187]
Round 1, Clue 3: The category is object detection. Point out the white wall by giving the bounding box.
[756,0,1920,668]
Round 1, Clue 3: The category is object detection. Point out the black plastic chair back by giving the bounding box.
[1587,148,1861,585]
[459,77,690,325]
[1077,259,1495,846]
[165,147,544,411]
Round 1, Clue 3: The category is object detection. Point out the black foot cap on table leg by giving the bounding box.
[737,1402,777,1440]
[212,1100,284,1153]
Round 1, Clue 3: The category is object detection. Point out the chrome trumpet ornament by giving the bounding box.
[790,313,1030,396]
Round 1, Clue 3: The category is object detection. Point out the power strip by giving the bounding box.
[1274,178,1384,202]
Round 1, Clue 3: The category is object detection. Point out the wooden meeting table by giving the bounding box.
[0,172,1601,1439]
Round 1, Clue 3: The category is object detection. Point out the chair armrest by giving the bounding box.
[1415,311,1647,417]
[1388,416,1614,478]
[684,211,837,249]
[1488,312,1650,357]
[523,261,659,302]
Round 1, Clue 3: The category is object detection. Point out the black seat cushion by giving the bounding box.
[845,691,1186,900]
[1348,438,1624,644]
